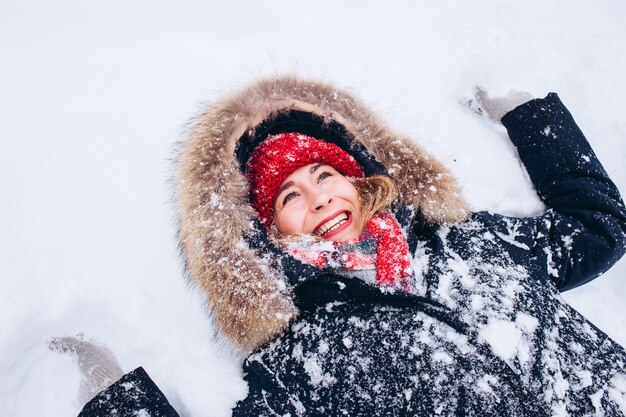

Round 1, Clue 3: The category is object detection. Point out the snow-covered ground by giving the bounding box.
[1,1,625,416]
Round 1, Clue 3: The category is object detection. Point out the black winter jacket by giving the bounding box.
[79,89,626,416]
[232,93,626,416]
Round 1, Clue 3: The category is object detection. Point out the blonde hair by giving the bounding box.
[351,175,397,231]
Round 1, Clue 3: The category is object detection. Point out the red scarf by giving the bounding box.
[289,214,413,292]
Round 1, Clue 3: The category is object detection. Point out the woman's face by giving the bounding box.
[273,163,362,241]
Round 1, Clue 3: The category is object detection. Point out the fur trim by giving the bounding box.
[175,75,468,350]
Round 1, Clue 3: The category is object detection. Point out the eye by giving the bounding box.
[282,191,298,206]
[317,171,333,182]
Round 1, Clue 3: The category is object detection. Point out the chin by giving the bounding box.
[324,227,360,242]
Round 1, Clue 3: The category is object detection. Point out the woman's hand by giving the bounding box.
[465,86,534,124]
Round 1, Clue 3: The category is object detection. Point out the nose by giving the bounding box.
[310,191,332,212]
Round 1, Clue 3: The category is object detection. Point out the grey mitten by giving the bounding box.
[49,334,124,406]
[466,86,534,124]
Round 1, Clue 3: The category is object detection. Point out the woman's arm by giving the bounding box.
[77,367,180,417]
[500,93,626,291]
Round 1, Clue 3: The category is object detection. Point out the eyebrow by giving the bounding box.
[275,180,294,203]
[310,163,324,174]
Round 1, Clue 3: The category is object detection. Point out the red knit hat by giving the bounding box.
[246,132,364,227]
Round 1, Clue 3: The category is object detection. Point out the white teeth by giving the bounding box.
[315,212,349,236]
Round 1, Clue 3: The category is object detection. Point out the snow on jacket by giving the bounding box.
[173,77,626,416]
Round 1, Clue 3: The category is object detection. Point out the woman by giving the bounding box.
[71,77,626,416]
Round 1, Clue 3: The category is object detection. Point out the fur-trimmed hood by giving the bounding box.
[175,76,468,350]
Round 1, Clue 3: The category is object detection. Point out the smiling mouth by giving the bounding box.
[313,211,351,238]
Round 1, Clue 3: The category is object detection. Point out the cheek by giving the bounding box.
[343,181,362,221]
[274,207,305,235]
[350,185,361,208]
[341,181,361,209]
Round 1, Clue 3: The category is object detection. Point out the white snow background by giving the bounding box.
[1,1,625,416]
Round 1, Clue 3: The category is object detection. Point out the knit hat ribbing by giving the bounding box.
[246,132,364,227]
